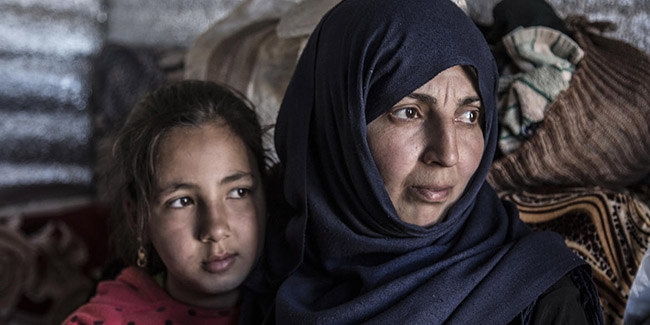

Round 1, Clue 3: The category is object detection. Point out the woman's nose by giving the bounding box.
[199,203,231,243]
[421,118,459,167]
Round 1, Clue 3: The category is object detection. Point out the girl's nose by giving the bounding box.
[420,118,459,167]
[199,203,231,243]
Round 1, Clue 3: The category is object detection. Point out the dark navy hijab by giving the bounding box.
[272,0,599,323]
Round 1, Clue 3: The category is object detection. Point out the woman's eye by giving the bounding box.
[457,110,480,124]
[227,188,251,199]
[390,106,420,120]
[168,197,193,208]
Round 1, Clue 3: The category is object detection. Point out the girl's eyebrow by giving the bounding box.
[407,93,436,106]
[219,172,255,185]
[155,172,255,196]
[155,182,198,196]
[407,93,481,108]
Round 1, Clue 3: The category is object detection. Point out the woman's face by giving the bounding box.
[366,65,484,227]
[149,121,266,309]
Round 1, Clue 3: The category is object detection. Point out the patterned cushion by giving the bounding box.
[501,186,650,324]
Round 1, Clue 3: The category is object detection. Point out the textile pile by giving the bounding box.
[486,9,650,325]
[488,17,650,191]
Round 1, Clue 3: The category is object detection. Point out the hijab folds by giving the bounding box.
[273,0,601,323]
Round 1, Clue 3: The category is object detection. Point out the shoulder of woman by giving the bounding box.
[529,275,589,325]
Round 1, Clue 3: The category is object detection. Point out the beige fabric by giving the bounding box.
[197,19,306,161]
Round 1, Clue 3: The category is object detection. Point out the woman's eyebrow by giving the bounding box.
[407,93,436,106]
[460,96,481,107]
[407,93,481,107]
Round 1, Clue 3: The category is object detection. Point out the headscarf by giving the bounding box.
[273,0,600,323]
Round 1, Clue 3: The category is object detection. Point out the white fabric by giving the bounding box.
[626,248,650,325]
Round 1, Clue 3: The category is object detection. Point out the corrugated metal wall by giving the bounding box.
[0,0,245,210]
[0,0,106,207]
[106,0,244,48]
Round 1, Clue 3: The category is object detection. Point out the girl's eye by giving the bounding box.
[227,188,251,199]
[390,106,420,120]
[168,197,194,208]
[457,110,480,124]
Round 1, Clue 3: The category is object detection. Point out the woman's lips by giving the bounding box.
[202,254,236,273]
[410,186,451,202]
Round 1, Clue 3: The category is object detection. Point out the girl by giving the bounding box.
[63,80,268,324]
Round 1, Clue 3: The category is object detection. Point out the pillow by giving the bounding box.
[488,16,650,192]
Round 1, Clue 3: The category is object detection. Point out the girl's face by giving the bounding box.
[149,121,266,309]
[366,65,484,227]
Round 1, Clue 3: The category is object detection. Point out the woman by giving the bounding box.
[271,0,603,323]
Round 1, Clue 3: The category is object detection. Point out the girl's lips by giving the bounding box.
[410,186,451,203]
[202,254,236,273]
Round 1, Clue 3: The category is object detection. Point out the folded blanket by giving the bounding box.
[498,26,584,154]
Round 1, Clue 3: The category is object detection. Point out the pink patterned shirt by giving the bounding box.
[62,266,239,325]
